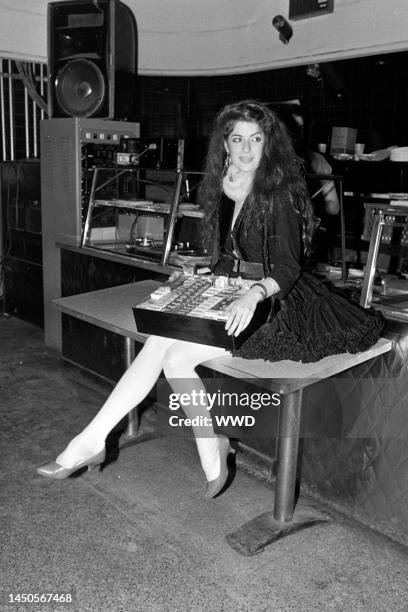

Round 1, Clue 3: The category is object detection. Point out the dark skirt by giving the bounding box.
[233,272,385,363]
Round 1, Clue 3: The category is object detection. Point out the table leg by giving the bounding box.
[225,389,328,556]
[122,336,139,440]
[274,389,303,522]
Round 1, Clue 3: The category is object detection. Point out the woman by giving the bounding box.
[37,100,384,497]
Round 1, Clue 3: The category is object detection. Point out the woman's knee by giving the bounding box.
[162,342,197,377]
[144,335,175,352]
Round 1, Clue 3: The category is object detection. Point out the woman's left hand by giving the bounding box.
[224,288,264,337]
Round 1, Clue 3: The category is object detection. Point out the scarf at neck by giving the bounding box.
[222,163,254,203]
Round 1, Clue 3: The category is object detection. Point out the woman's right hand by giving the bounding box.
[224,286,264,337]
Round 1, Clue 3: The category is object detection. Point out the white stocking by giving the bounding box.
[162,341,228,482]
[57,335,177,468]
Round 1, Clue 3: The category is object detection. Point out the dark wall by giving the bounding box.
[134,50,408,167]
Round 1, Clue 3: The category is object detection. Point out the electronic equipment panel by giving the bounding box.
[41,117,140,348]
[362,198,408,245]
[133,272,270,350]
[41,117,140,245]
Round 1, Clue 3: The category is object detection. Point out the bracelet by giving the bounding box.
[251,282,268,300]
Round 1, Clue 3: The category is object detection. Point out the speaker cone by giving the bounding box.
[55,58,105,117]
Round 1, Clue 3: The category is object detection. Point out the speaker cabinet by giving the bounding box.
[48,0,137,119]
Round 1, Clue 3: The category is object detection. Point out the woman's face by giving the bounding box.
[225,120,264,174]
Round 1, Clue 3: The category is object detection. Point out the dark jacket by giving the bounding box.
[212,191,303,300]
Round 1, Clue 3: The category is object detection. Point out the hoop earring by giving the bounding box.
[224,152,231,173]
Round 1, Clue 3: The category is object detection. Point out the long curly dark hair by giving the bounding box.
[198,99,315,255]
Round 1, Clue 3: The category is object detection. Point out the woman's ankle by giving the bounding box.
[195,436,221,482]
[56,433,105,468]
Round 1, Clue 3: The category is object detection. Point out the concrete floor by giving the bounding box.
[1,316,408,612]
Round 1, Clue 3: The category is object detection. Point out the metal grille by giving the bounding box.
[0,58,48,161]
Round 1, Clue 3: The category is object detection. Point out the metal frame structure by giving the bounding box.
[82,167,205,267]
[0,58,47,161]
[360,201,408,309]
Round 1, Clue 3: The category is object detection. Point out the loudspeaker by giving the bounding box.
[48,0,137,119]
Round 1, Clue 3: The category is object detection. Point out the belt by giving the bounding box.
[232,259,264,279]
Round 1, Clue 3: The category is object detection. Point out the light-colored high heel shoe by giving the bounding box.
[205,435,236,499]
[36,448,106,480]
